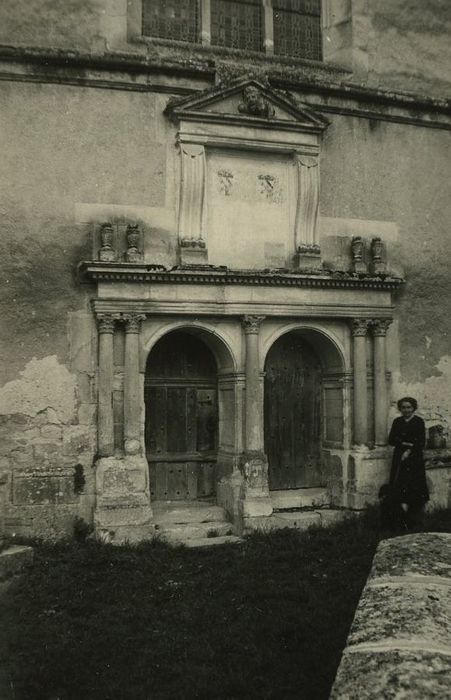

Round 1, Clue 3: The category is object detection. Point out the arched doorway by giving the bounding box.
[145,331,218,501]
[264,332,322,490]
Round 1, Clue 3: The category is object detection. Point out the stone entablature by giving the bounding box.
[80,262,403,292]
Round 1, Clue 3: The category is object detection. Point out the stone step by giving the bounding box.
[245,509,354,533]
[152,500,227,526]
[157,520,234,543]
[270,488,329,510]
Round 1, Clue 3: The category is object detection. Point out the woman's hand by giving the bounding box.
[401,449,411,462]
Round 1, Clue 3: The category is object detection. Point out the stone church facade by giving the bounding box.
[0,1,450,541]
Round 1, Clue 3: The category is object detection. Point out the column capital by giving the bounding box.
[351,319,370,337]
[122,313,146,334]
[97,313,116,334]
[371,319,393,337]
[242,315,266,334]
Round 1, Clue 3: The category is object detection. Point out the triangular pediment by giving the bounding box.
[165,79,329,133]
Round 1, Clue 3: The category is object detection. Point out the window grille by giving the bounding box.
[211,0,262,51]
[273,0,322,60]
[142,0,199,43]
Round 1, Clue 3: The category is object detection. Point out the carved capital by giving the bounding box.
[371,319,392,337]
[296,155,318,169]
[97,314,116,335]
[123,314,146,334]
[242,315,265,335]
[351,319,370,337]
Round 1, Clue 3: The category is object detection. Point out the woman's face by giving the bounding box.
[400,401,415,418]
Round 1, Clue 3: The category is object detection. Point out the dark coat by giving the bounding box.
[388,414,429,506]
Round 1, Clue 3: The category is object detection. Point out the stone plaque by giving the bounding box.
[206,149,295,269]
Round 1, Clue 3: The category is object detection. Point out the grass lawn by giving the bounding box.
[2,507,451,700]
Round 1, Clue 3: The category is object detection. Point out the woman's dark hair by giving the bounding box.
[397,396,418,411]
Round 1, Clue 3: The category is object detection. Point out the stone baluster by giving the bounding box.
[351,319,370,446]
[242,315,266,453]
[372,319,392,445]
[97,314,115,457]
[123,314,146,455]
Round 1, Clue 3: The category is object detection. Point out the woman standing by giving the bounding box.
[387,397,429,531]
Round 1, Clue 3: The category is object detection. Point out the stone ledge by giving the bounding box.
[331,533,451,699]
[0,545,34,582]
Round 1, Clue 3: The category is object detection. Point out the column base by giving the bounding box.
[94,456,154,544]
[239,450,273,518]
[344,446,389,509]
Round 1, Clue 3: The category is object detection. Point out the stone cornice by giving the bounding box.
[79,261,404,292]
[0,45,450,129]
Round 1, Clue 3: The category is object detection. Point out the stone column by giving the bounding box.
[123,313,145,455]
[97,314,115,457]
[351,319,370,446]
[243,315,265,453]
[241,315,272,520]
[372,319,392,446]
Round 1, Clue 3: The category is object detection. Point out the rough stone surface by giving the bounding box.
[331,649,451,700]
[331,533,451,699]
[0,546,33,581]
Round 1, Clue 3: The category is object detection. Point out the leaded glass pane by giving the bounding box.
[211,0,262,51]
[273,0,322,60]
[142,0,199,43]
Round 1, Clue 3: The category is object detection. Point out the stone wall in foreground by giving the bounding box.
[331,533,451,698]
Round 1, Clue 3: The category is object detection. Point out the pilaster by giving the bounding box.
[178,142,208,265]
[294,153,321,270]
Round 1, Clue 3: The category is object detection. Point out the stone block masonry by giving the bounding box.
[0,356,97,539]
[330,533,451,698]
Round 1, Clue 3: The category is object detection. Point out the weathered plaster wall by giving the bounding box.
[0,79,171,537]
[319,111,451,442]
[0,0,125,52]
[366,0,451,97]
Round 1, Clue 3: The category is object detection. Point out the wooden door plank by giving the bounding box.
[186,388,197,452]
[167,461,187,500]
[167,387,187,453]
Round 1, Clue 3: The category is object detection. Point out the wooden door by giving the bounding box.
[264,334,321,490]
[145,332,218,501]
